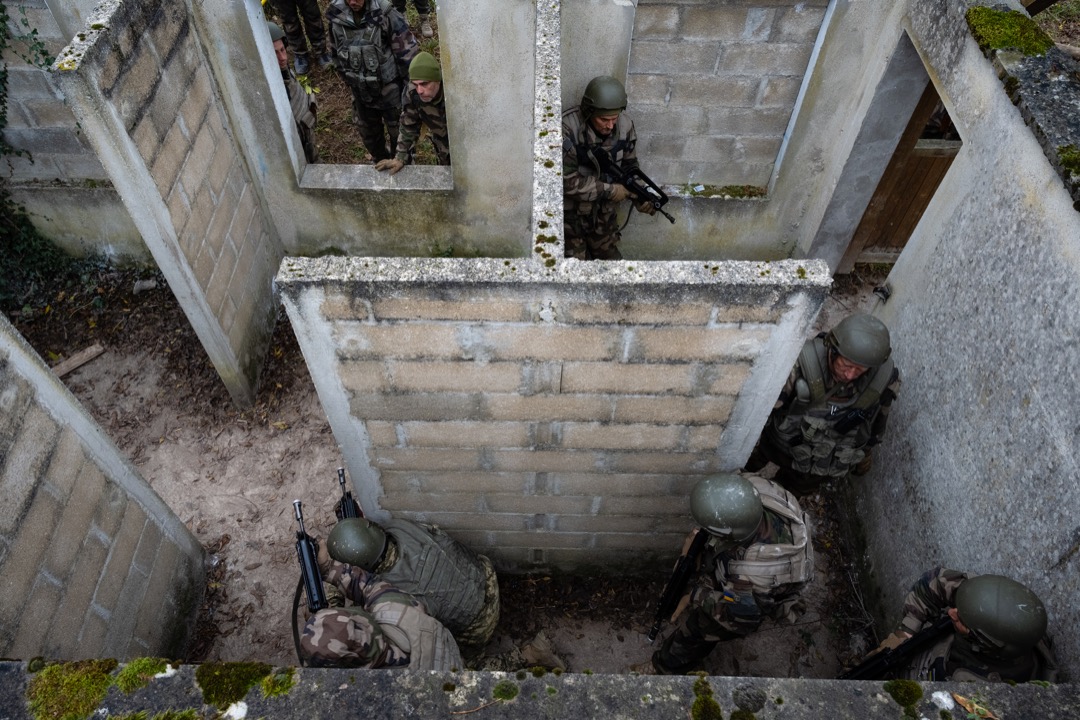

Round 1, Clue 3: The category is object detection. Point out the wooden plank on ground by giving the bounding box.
[52,343,105,378]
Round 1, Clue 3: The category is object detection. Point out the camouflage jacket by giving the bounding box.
[326,0,417,101]
[395,84,449,165]
[561,105,639,226]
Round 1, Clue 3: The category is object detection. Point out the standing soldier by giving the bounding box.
[562,75,656,260]
[392,0,435,38]
[327,0,418,163]
[265,0,332,75]
[640,473,813,674]
[320,516,500,650]
[267,22,320,164]
[374,51,449,175]
[853,567,1058,682]
[746,313,901,496]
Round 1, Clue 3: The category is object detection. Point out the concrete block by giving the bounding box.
[520,362,563,395]
[133,540,180,645]
[133,518,163,575]
[0,372,33,448]
[371,447,482,472]
[118,41,163,131]
[735,135,784,165]
[370,297,530,323]
[704,363,753,396]
[182,186,216,260]
[397,421,530,449]
[149,4,187,62]
[0,404,60,536]
[93,503,147,614]
[167,184,192,239]
[602,494,690,516]
[43,536,108,657]
[555,514,655,533]
[685,425,724,452]
[550,472,675,497]
[561,362,695,395]
[149,65,192,148]
[482,530,592,550]
[380,492,481,513]
[629,40,721,76]
[486,326,620,361]
[1,152,58,182]
[179,68,212,137]
[7,578,61,660]
[228,185,257,247]
[681,6,763,42]
[208,141,235,199]
[670,75,760,109]
[484,394,615,422]
[415,512,531,532]
[759,75,803,108]
[488,449,609,474]
[719,43,813,76]
[705,105,793,137]
[0,127,90,156]
[631,326,769,361]
[350,392,482,421]
[594,531,685,549]
[334,322,464,360]
[207,208,240,284]
[53,153,108,181]
[340,361,391,394]
[560,422,682,451]
[630,105,707,137]
[773,4,827,42]
[632,5,680,39]
[219,296,238,342]
[557,300,712,326]
[191,245,216,295]
[684,135,739,161]
[625,73,672,106]
[44,459,105,581]
[364,421,399,447]
[41,427,86,502]
[20,98,78,129]
[152,119,190,195]
[319,296,373,321]
[380,471,531,495]
[180,123,218,205]
[75,610,110,657]
[93,483,128,541]
[389,360,524,393]
[613,395,734,425]
[484,494,595,515]
[606,451,721,475]
[0,487,61,634]
[6,66,58,100]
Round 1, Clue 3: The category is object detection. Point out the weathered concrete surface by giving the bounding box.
[2,661,1079,719]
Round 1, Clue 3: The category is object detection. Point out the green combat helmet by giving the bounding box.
[580,75,627,120]
[827,313,891,368]
[955,575,1048,659]
[327,518,388,571]
[267,21,286,44]
[689,474,763,547]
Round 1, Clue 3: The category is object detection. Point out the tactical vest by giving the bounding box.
[766,336,896,476]
[330,0,398,101]
[562,108,635,227]
[905,632,1058,683]
[719,475,814,602]
[368,590,463,671]
[382,519,489,635]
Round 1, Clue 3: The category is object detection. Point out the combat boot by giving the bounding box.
[294,53,310,76]
[419,14,434,38]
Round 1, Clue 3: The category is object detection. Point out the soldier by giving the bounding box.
[301,570,462,670]
[392,0,435,39]
[562,75,656,260]
[640,473,814,674]
[267,22,320,164]
[374,51,449,175]
[320,516,500,650]
[863,567,1057,682]
[327,0,418,163]
[745,313,901,496]
[265,0,332,75]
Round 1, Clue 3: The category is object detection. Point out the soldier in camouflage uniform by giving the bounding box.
[745,313,901,496]
[374,51,449,175]
[326,0,418,163]
[863,567,1057,682]
[392,0,435,38]
[642,473,814,674]
[266,0,332,75]
[322,516,500,650]
[301,570,462,670]
[562,75,656,260]
[268,23,320,164]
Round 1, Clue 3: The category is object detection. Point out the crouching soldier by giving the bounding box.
[301,572,462,670]
[321,516,500,650]
[267,22,320,164]
[642,473,813,674]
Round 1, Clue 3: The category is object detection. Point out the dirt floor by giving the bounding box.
[6,260,892,676]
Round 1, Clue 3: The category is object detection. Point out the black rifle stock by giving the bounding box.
[592,147,676,224]
[294,500,328,614]
[336,467,364,520]
[839,615,953,680]
[648,529,709,644]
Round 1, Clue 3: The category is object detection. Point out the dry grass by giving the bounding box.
[1035,0,1080,45]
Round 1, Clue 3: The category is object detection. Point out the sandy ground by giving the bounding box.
[28,266,888,676]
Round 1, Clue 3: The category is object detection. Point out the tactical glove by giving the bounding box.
[374,158,405,175]
[852,451,873,476]
[635,199,657,215]
[608,183,631,202]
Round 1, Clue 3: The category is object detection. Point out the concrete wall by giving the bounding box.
[0,314,205,660]
[840,0,1080,675]
[278,256,829,573]
[51,0,282,407]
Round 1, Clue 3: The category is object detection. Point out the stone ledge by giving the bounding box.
[3,661,1079,719]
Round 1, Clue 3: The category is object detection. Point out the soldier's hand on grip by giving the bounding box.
[608,183,631,203]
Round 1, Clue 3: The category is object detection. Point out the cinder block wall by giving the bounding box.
[51,1,281,407]
[278,257,829,573]
[0,315,205,660]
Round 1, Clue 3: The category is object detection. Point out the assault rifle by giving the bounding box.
[592,147,676,224]
[336,467,364,520]
[647,529,709,644]
[293,499,327,614]
[839,615,953,680]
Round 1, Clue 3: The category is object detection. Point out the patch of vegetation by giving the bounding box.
[115,658,169,694]
[690,676,724,720]
[260,668,296,698]
[1058,144,1080,175]
[109,712,200,720]
[492,679,519,701]
[682,184,767,199]
[26,659,118,720]
[966,6,1055,55]
[194,661,272,708]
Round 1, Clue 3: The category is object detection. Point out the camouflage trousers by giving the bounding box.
[393,0,432,14]
[455,555,501,649]
[655,605,759,673]
[267,0,327,56]
[350,84,403,163]
[564,209,623,260]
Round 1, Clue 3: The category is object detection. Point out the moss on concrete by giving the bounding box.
[492,679,519,701]
[1059,145,1080,175]
[681,184,767,199]
[115,658,169,694]
[691,675,723,720]
[26,659,118,720]
[966,7,1054,56]
[193,661,272,709]
[260,668,296,698]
